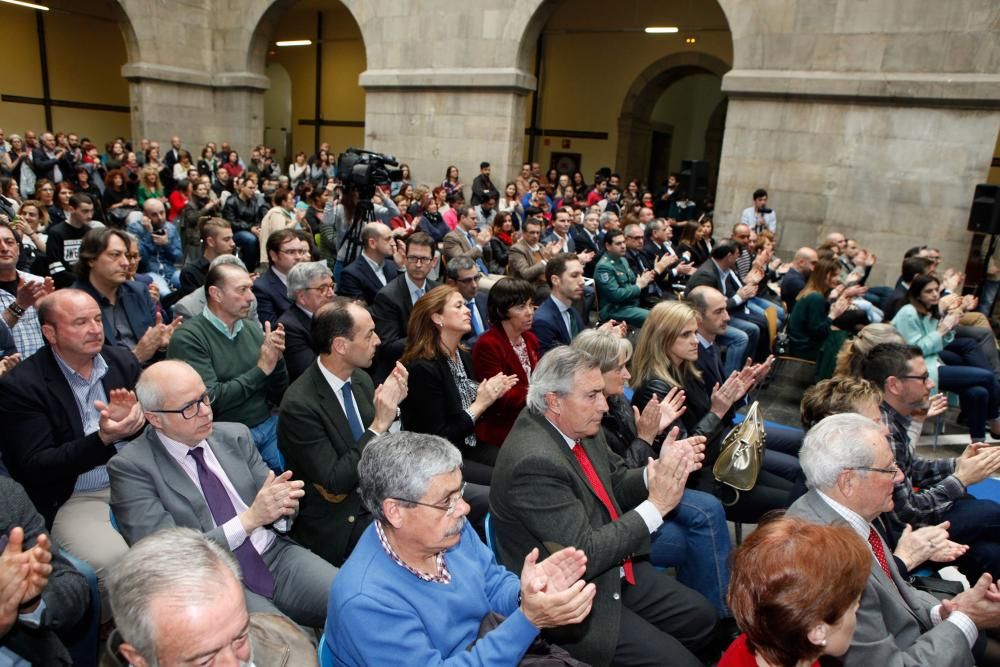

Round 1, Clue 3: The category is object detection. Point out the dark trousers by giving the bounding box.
[941,496,1000,582]
[613,561,717,667]
[731,309,770,361]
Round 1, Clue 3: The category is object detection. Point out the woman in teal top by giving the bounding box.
[786,259,864,371]
[891,273,1000,440]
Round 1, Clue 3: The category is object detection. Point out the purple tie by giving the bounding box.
[188,447,274,598]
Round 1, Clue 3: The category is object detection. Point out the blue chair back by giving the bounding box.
[484,511,500,559]
[318,631,335,667]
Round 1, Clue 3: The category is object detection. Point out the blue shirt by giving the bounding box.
[53,352,111,493]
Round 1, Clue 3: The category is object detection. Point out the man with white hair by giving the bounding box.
[106,527,315,666]
[789,413,1000,666]
[277,260,336,381]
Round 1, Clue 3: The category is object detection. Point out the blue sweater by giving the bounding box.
[326,521,538,666]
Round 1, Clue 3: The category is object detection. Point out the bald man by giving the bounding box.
[338,222,400,306]
[127,199,182,294]
[109,359,336,627]
[780,247,818,306]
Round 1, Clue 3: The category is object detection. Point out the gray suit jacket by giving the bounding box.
[490,410,650,667]
[108,422,276,548]
[788,490,973,667]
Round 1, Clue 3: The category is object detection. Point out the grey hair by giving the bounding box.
[445,255,477,281]
[800,413,881,491]
[358,432,463,524]
[623,223,642,238]
[107,528,241,665]
[209,253,247,271]
[598,211,618,228]
[526,346,601,415]
[287,260,332,299]
[135,360,195,411]
[571,329,632,374]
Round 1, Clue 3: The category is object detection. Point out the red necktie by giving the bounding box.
[572,442,636,585]
[868,526,899,592]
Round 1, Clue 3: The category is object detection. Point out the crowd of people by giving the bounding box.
[2,126,1000,667]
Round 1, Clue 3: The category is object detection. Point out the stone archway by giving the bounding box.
[616,52,731,186]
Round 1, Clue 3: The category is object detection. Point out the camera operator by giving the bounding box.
[740,188,776,237]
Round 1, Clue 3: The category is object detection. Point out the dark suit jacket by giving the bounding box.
[400,351,478,449]
[686,258,742,312]
[252,268,294,328]
[108,422,274,548]
[460,292,489,347]
[337,254,399,306]
[0,477,88,666]
[73,279,157,351]
[532,295,583,355]
[371,274,438,383]
[571,226,602,277]
[31,148,72,183]
[490,411,651,667]
[277,362,375,566]
[470,327,539,446]
[788,490,972,667]
[542,229,576,254]
[883,283,908,321]
[276,305,315,382]
[0,345,141,526]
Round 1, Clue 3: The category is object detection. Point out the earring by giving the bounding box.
[820,640,827,647]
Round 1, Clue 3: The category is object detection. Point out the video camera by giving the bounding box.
[337,148,403,194]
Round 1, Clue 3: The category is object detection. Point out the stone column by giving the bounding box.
[359,69,536,190]
[714,0,1000,285]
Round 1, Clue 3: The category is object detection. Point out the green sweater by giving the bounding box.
[167,313,288,427]
[787,292,831,361]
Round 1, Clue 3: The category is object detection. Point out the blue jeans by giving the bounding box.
[649,488,732,617]
[717,325,751,377]
[250,414,284,473]
[748,297,785,324]
[233,229,260,273]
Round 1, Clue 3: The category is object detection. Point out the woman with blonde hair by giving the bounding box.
[833,322,905,378]
[720,515,869,666]
[400,285,518,482]
[137,164,166,208]
[631,301,796,522]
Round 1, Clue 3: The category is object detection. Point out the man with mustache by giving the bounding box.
[0,289,145,619]
[326,431,596,665]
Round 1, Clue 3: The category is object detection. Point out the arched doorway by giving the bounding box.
[616,53,730,192]
[248,0,367,158]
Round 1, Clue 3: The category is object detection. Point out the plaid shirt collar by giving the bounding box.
[374,519,451,584]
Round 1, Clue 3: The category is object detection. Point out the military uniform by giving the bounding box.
[594,253,649,327]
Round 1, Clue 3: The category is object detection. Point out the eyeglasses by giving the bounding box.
[279,248,309,256]
[847,463,901,477]
[406,255,433,265]
[304,282,335,294]
[148,392,211,420]
[391,482,467,516]
[898,373,930,383]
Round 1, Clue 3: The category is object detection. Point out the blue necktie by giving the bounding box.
[467,231,490,274]
[341,381,365,440]
[187,447,274,597]
[469,301,484,336]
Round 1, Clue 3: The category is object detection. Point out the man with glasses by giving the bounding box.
[790,413,1000,666]
[861,342,1000,585]
[252,229,310,328]
[109,360,335,628]
[444,256,489,346]
[623,222,677,308]
[277,261,336,381]
[326,431,596,665]
[507,217,562,300]
[372,232,439,384]
[168,262,289,473]
[278,299,408,566]
[338,222,400,306]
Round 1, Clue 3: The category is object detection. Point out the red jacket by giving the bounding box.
[471,326,540,447]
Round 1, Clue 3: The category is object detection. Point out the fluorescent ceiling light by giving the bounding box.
[0,0,50,9]
[276,39,312,47]
[644,26,678,34]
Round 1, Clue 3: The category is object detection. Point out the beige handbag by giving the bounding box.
[712,401,767,503]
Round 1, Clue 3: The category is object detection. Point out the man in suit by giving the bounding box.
[108,360,337,627]
[337,222,400,306]
[507,217,561,300]
[490,346,717,667]
[277,299,408,566]
[789,413,1000,667]
[277,261,335,382]
[442,205,491,276]
[444,256,489,346]
[31,132,72,184]
[371,231,438,383]
[252,228,309,328]
[686,242,769,366]
[571,210,603,277]
[533,253,587,354]
[0,476,90,666]
[0,289,145,616]
[72,227,181,364]
[883,256,934,321]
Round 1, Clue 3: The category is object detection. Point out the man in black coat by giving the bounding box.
[252,229,309,328]
[336,222,400,306]
[277,260,335,382]
[31,132,72,184]
[277,299,407,566]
